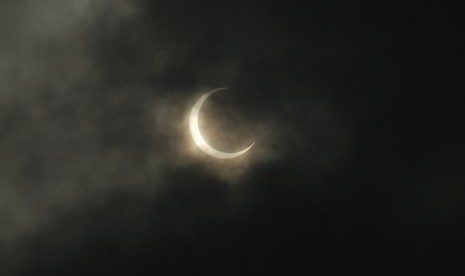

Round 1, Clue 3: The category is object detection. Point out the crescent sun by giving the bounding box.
[189,88,254,159]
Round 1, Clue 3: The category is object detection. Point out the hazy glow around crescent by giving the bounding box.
[189,88,254,159]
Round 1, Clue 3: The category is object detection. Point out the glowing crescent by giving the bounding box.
[189,88,254,159]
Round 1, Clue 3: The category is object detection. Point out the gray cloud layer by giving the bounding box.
[0,1,357,274]
[0,0,142,259]
[1,0,463,275]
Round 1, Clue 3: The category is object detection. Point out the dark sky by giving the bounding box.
[0,0,463,275]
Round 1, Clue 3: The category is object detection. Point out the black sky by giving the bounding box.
[0,0,463,275]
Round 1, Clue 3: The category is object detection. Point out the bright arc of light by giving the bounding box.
[189,88,254,159]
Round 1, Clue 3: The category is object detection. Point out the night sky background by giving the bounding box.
[0,0,463,275]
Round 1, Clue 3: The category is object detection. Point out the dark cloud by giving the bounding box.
[0,0,463,275]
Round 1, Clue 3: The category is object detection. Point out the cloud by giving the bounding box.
[0,0,139,245]
[0,1,351,274]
